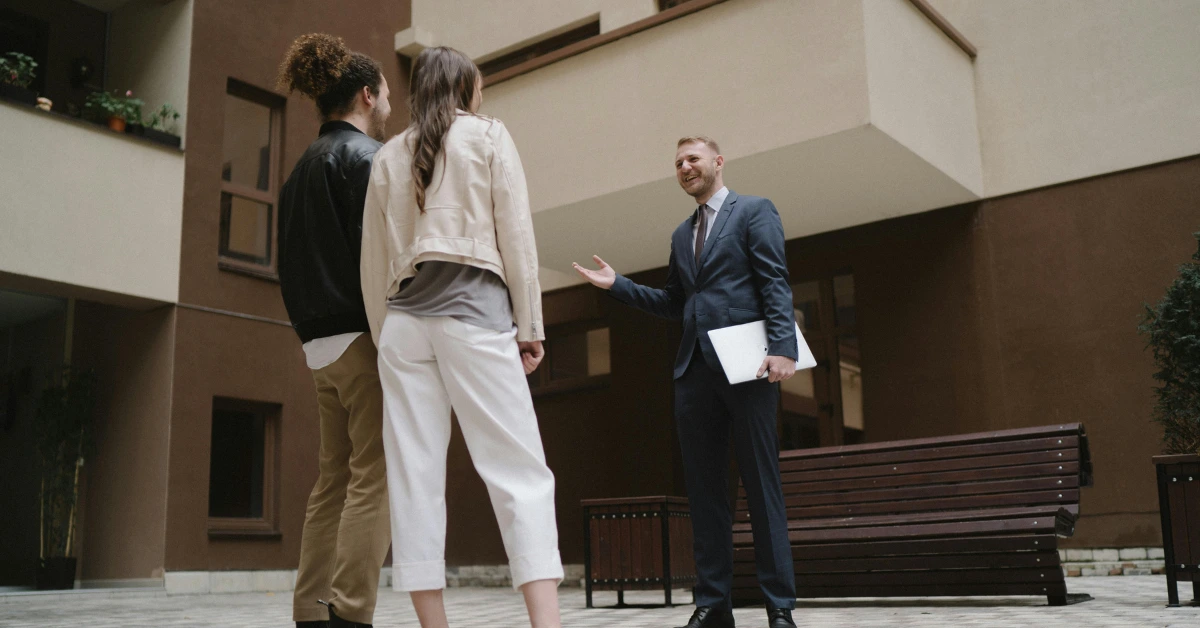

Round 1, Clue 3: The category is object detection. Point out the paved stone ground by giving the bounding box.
[1,576,1197,627]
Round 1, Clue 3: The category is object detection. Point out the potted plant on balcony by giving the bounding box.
[143,103,182,148]
[84,89,143,133]
[0,52,38,106]
[32,366,97,590]
[1145,230,1200,607]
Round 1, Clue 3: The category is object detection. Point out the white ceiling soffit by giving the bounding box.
[531,126,981,279]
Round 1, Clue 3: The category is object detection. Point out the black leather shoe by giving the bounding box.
[767,607,797,628]
[318,600,372,628]
[674,606,736,628]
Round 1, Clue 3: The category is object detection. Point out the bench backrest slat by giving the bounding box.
[783,475,1081,507]
[779,448,1078,484]
[736,423,1090,523]
[738,489,1080,522]
[777,424,1084,462]
[778,436,1079,472]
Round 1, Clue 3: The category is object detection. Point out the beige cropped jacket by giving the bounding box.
[361,111,544,344]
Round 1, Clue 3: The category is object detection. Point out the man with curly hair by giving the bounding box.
[276,33,393,628]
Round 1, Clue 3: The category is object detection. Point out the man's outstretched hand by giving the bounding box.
[572,255,617,290]
[757,355,796,383]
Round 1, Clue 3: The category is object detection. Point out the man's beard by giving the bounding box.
[690,166,718,198]
[368,105,388,141]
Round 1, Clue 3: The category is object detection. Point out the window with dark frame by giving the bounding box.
[527,324,611,395]
[218,79,284,279]
[478,19,600,78]
[658,0,697,10]
[207,397,281,536]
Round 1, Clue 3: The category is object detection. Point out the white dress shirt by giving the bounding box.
[692,186,730,246]
[302,332,362,370]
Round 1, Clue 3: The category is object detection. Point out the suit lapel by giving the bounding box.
[676,213,699,281]
[697,190,738,271]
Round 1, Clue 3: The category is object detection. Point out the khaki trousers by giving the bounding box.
[293,334,391,624]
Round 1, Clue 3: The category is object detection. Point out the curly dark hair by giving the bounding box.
[278,33,383,119]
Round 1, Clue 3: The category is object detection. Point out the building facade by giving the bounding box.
[0,0,1197,589]
[0,0,410,588]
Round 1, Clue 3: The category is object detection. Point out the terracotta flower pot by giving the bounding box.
[107,116,126,133]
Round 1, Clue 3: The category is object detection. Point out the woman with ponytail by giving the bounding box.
[360,47,562,627]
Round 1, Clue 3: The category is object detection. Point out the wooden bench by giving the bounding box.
[731,423,1094,606]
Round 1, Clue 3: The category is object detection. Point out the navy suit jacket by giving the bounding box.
[610,190,798,380]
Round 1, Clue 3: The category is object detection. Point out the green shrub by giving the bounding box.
[1141,231,1200,455]
[0,52,37,89]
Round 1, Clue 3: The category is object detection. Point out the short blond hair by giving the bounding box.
[677,135,721,154]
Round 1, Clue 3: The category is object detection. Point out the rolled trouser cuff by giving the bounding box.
[509,550,565,591]
[392,559,447,592]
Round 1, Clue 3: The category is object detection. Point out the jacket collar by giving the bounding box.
[318,120,365,137]
[679,190,739,279]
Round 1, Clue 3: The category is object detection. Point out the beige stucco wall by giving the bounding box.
[414,0,1200,210]
[411,0,601,61]
[108,0,193,144]
[481,0,873,214]
[0,102,184,304]
[408,0,658,61]
[406,0,1200,285]
[864,0,982,195]
[927,0,1200,197]
[77,303,175,582]
[472,0,982,282]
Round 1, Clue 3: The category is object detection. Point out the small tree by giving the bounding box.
[1141,231,1200,455]
[33,366,97,561]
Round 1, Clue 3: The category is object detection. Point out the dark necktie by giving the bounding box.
[694,204,708,263]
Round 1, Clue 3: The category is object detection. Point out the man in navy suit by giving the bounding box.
[574,136,798,628]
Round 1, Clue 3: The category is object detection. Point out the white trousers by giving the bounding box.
[377,310,563,591]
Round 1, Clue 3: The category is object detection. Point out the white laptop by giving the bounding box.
[707,321,818,385]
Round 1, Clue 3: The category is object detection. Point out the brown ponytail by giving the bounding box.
[278,33,382,120]
[407,47,481,211]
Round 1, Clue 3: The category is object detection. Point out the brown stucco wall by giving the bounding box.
[177,0,410,319]
[964,156,1198,546]
[769,156,1198,548]
[74,303,175,581]
[523,155,1199,556]
[782,156,1200,548]
[164,307,315,570]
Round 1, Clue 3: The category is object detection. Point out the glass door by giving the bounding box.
[778,274,862,450]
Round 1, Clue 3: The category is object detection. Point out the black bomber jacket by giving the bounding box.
[277,121,382,343]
